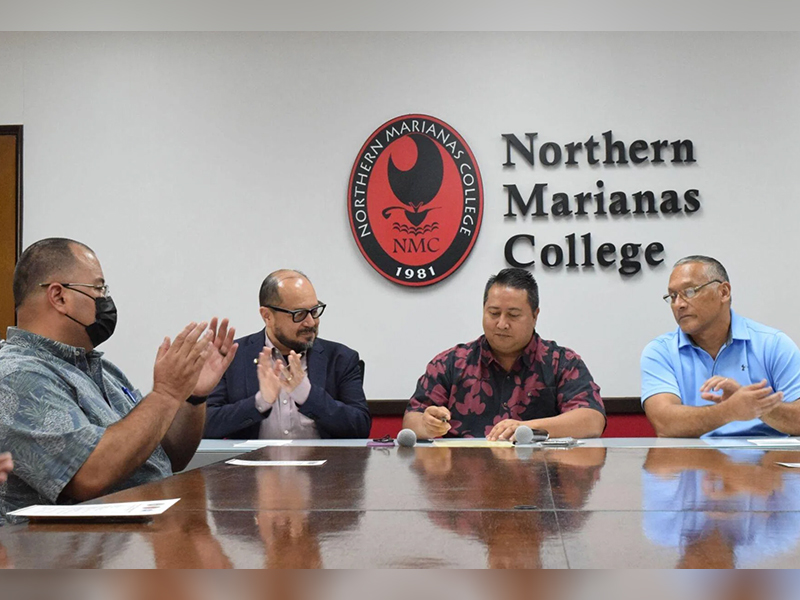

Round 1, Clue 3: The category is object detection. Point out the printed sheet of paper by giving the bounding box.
[432,440,513,448]
[747,438,800,447]
[8,498,180,519]
[225,459,327,467]
[233,440,292,448]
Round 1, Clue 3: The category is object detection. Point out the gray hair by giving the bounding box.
[258,269,310,306]
[673,255,729,283]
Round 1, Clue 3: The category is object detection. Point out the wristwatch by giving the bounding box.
[187,395,208,406]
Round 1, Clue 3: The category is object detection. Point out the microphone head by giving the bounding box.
[514,425,534,445]
[396,428,417,447]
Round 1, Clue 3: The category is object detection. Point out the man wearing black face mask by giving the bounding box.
[0,238,238,520]
[39,280,119,347]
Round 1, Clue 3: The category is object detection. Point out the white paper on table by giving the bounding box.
[8,498,180,519]
[747,438,800,447]
[225,459,327,467]
[776,462,800,468]
[233,440,292,448]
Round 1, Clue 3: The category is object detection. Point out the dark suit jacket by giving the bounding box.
[204,329,371,439]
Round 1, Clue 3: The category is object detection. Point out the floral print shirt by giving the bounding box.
[407,333,605,437]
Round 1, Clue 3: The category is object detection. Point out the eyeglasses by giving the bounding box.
[265,303,326,323]
[39,282,111,298]
[662,280,721,304]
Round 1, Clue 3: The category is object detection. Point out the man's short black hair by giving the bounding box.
[483,268,539,313]
[13,238,94,309]
[258,269,310,307]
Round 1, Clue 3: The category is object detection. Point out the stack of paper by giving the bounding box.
[747,438,800,447]
[233,440,292,448]
[8,498,180,521]
[225,459,327,467]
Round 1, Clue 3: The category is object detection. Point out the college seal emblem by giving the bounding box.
[348,114,483,286]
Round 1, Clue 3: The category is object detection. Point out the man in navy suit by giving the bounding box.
[204,270,371,439]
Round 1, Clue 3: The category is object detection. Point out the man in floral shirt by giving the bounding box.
[403,268,606,441]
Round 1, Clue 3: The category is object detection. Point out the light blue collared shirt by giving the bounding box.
[640,310,800,437]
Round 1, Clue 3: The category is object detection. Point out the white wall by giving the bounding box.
[1,32,798,398]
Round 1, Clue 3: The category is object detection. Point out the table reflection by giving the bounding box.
[0,536,11,569]
[642,448,800,568]
[206,446,367,568]
[0,469,233,569]
[144,471,234,569]
[0,446,370,568]
[410,446,606,568]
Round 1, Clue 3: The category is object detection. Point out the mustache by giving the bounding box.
[298,326,318,335]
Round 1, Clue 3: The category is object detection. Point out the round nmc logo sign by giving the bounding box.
[347,114,483,287]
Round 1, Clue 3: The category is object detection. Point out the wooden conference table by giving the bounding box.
[2,437,800,568]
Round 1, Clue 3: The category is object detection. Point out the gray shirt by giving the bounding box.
[0,327,172,522]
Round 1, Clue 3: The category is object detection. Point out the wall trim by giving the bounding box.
[368,397,643,416]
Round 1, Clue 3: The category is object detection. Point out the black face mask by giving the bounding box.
[65,291,118,347]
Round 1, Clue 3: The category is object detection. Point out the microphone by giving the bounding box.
[514,425,549,445]
[514,425,534,445]
[396,428,417,447]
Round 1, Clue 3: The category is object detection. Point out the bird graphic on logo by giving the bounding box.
[382,134,443,232]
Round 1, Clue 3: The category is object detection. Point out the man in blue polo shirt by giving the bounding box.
[641,255,800,437]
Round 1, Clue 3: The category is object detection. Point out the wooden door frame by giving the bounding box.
[1,125,23,329]
[0,125,23,257]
